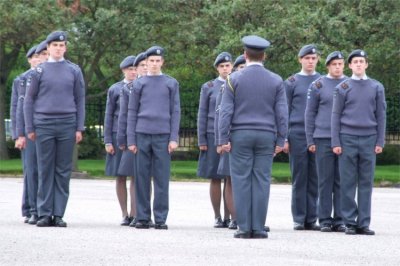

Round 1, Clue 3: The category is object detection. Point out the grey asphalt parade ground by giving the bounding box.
[1,177,399,266]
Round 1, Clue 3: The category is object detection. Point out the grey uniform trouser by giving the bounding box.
[289,133,318,224]
[135,133,170,224]
[339,134,376,228]
[34,115,76,218]
[230,130,274,232]
[314,138,342,226]
[20,149,30,217]
[25,137,38,216]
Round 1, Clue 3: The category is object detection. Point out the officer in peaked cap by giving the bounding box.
[219,35,287,239]
[24,30,85,228]
[284,43,321,231]
[197,51,233,229]
[305,50,347,233]
[105,55,138,226]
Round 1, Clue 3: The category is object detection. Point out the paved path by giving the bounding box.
[0,177,399,265]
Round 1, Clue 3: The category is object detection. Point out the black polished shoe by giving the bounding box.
[345,225,357,235]
[305,222,320,231]
[120,216,130,226]
[228,220,237,230]
[356,227,375,235]
[214,217,224,228]
[222,219,230,228]
[28,214,39,225]
[149,219,155,228]
[36,216,53,227]
[135,220,150,229]
[252,230,268,239]
[24,216,31,223]
[320,224,332,232]
[264,225,270,232]
[129,217,137,227]
[293,222,305,230]
[53,216,67,227]
[155,223,168,230]
[233,230,252,239]
[332,224,346,232]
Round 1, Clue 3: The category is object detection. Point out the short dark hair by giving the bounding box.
[245,48,264,61]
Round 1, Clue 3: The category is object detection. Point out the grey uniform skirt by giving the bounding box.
[217,152,230,176]
[105,133,123,176]
[118,149,136,177]
[197,133,224,179]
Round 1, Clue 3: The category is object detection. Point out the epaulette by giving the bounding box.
[207,81,214,88]
[36,66,43,74]
[288,75,296,82]
[65,60,79,68]
[341,82,349,90]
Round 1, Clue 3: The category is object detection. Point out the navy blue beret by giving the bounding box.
[242,35,270,51]
[36,40,48,54]
[298,44,318,58]
[26,45,38,58]
[120,55,136,69]
[134,52,147,66]
[325,51,344,65]
[46,31,67,43]
[146,46,164,57]
[214,52,232,67]
[347,49,367,63]
[233,54,246,68]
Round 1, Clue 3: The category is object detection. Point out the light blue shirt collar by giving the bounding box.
[217,76,225,82]
[147,71,163,76]
[48,57,65,62]
[299,70,317,76]
[351,74,368,80]
[247,62,263,67]
[326,74,345,79]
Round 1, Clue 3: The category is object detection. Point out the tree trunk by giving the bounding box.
[0,82,10,159]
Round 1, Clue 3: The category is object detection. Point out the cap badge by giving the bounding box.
[338,54,342,58]
[156,49,161,54]
[225,56,229,61]
[312,48,316,53]
[59,35,64,41]
[360,51,365,56]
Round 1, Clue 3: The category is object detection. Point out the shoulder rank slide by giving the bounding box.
[207,81,213,88]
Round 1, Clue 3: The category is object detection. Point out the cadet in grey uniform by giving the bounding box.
[127,46,180,230]
[305,51,347,232]
[104,55,137,226]
[10,45,40,223]
[219,35,288,239]
[214,54,246,230]
[284,44,321,230]
[24,31,85,227]
[331,49,386,236]
[197,52,233,228]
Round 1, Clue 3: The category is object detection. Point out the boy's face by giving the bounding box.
[327,59,344,78]
[146,55,163,75]
[39,50,49,63]
[28,54,41,68]
[349,57,368,76]
[136,60,148,76]
[122,66,137,81]
[47,41,66,60]
[299,54,319,73]
[216,62,233,79]
[236,64,246,71]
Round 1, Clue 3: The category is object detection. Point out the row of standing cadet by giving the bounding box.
[197,37,385,238]
[10,31,86,227]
